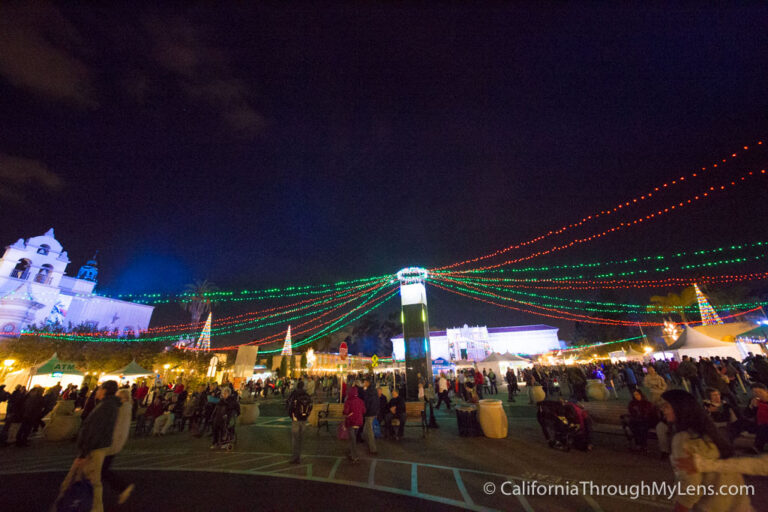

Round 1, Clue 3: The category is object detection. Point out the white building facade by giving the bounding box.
[0,229,153,337]
[391,324,563,362]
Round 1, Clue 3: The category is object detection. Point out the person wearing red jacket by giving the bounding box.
[750,383,768,453]
[626,390,658,451]
[474,369,484,399]
[343,387,365,463]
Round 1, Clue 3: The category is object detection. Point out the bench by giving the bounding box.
[389,401,428,439]
[316,401,427,438]
[581,401,627,426]
[581,400,659,448]
[316,403,345,435]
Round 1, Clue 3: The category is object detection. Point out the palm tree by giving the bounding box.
[648,286,696,324]
[181,279,218,327]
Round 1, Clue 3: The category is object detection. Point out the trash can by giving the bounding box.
[477,399,508,438]
[456,405,482,437]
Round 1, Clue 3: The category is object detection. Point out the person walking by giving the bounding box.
[488,369,498,395]
[361,378,379,455]
[660,389,751,512]
[343,387,365,462]
[16,386,45,447]
[55,381,120,512]
[474,369,484,399]
[436,373,451,410]
[505,368,517,402]
[287,381,313,463]
[102,389,135,505]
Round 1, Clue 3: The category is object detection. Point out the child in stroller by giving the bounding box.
[210,387,240,450]
[537,399,594,452]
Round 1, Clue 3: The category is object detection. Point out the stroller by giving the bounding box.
[536,400,589,451]
[211,411,238,450]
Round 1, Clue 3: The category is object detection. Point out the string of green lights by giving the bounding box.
[437,251,767,283]
[255,287,400,354]
[113,274,392,303]
[433,241,767,276]
[437,276,768,314]
[555,335,647,353]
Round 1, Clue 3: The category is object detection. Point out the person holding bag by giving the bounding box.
[54,381,120,512]
[343,387,365,463]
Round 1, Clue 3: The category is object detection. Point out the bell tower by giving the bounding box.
[77,251,99,282]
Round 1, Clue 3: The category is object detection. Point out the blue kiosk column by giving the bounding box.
[397,267,432,401]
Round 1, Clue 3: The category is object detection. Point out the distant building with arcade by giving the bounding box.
[0,228,153,338]
[391,324,563,362]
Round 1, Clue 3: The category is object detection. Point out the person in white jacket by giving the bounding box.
[102,388,134,505]
[676,453,768,476]
[643,366,668,404]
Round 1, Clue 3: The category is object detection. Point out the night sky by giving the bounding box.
[1,3,767,338]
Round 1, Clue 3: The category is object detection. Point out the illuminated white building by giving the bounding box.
[0,229,153,337]
[391,324,563,362]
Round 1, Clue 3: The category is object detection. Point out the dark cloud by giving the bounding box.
[0,154,63,204]
[0,4,95,106]
[146,18,265,137]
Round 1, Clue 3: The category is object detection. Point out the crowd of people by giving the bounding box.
[2,351,767,511]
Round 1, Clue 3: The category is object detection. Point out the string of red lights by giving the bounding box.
[438,168,768,274]
[434,140,764,272]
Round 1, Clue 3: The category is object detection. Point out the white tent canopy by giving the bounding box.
[654,325,755,361]
[2,353,85,390]
[102,359,152,383]
[609,347,646,362]
[479,352,531,384]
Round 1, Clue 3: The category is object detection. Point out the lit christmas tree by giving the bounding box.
[694,284,723,325]
[281,325,293,356]
[195,312,212,350]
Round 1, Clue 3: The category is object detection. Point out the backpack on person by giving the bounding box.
[290,392,313,421]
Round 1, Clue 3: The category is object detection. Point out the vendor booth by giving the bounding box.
[3,353,84,390]
[479,352,531,380]
[431,357,455,376]
[609,347,646,362]
[653,323,764,361]
[101,359,152,385]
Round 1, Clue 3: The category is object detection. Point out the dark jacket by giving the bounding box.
[7,389,26,420]
[628,398,657,423]
[377,395,388,419]
[77,394,120,458]
[388,395,406,415]
[22,390,46,422]
[213,394,240,424]
[363,386,379,417]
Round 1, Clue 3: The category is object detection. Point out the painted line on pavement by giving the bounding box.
[248,459,293,472]
[3,448,670,510]
[453,469,474,506]
[368,459,377,486]
[328,457,342,480]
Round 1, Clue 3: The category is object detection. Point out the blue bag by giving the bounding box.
[57,474,93,512]
[372,418,382,438]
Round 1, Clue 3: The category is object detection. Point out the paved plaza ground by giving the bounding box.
[2,391,766,511]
